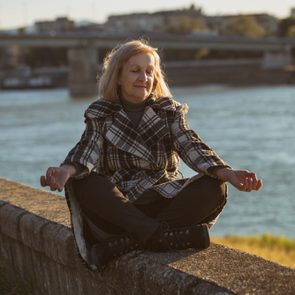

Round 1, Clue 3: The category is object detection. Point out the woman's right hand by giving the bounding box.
[40,164,77,192]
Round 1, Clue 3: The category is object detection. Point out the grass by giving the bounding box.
[212,234,295,269]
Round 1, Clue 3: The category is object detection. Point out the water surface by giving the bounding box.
[1,85,294,237]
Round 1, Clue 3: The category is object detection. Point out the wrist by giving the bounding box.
[213,167,232,181]
[60,164,77,177]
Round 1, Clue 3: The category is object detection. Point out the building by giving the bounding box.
[35,17,75,34]
[104,6,205,33]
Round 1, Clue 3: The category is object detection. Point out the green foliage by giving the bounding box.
[287,25,295,37]
[221,234,295,251]
[166,16,205,34]
[278,18,295,37]
[257,234,295,251]
[212,234,295,269]
[222,15,267,37]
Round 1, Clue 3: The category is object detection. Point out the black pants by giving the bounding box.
[71,172,227,243]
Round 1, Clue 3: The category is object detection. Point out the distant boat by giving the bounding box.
[0,64,68,90]
[1,75,54,90]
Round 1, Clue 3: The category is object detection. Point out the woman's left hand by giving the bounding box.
[214,168,263,192]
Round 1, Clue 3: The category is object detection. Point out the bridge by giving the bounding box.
[1,33,294,96]
[1,32,295,50]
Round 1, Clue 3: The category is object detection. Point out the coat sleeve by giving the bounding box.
[61,117,104,179]
[171,103,231,179]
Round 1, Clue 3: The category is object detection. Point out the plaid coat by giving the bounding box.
[63,95,230,203]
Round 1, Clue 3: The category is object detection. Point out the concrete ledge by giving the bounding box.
[1,178,295,295]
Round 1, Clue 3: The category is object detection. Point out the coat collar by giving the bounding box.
[84,95,178,119]
[85,96,179,162]
[106,107,165,161]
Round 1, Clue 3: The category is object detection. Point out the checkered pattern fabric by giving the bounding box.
[62,96,230,202]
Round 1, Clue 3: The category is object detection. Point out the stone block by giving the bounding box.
[19,213,50,252]
[0,203,26,240]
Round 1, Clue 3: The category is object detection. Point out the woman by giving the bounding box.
[41,40,263,271]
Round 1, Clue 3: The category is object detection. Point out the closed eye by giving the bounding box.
[146,70,154,76]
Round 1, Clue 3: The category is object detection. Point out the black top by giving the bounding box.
[120,96,161,204]
[120,97,146,127]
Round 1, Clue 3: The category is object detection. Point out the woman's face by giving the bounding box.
[118,52,155,103]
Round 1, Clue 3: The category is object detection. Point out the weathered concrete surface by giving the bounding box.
[0,178,70,226]
[1,178,295,295]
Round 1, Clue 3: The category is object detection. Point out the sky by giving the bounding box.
[0,0,294,29]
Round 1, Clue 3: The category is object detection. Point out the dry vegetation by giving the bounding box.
[212,234,295,269]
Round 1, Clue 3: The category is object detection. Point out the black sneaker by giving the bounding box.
[89,235,141,271]
[146,223,210,252]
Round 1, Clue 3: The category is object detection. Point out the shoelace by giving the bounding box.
[159,228,193,249]
[106,237,139,257]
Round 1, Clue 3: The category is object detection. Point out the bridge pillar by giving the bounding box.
[262,47,293,69]
[67,47,98,98]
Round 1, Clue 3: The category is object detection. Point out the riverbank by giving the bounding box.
[1,60,294,91]
[165,60,295,86]
[212,234,295,269]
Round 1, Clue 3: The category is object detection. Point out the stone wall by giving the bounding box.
[1,178,295,295]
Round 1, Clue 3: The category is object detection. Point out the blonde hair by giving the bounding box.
[98,39,172,101]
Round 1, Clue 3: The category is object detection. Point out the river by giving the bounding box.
[0,85,294,238]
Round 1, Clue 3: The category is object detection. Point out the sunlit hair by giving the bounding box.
[98,39,172,101]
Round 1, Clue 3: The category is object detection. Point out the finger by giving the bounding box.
[40,175,47,187]
[247,175,262,191]
[248,172,259,182]
[56,181,64,192]
[46,167,54,179]
[255,179,263,190]
[240,177,250,192]
[46,168,54,185]
[50,182,58,191]
[245,172,262,191]
[48,168,59,186]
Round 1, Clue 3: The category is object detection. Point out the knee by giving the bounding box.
[71,172,110,202]
[212,179,228,208]
[201,176,228,208]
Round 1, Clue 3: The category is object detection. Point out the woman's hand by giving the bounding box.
[40,164,77,192]
[214,167,263,192]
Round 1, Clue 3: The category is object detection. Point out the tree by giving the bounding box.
[166,16,205,34]
[222,15,266,37]
[287,25,295,37]
[278,18,295,37]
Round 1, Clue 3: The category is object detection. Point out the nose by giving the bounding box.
[138,71,148,81]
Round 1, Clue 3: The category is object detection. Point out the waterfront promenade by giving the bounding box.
[1,178,295,294]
